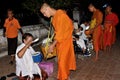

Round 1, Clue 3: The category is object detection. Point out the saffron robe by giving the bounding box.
[91,9,103,53]
[52,10,76,80]
[104,13,119,48]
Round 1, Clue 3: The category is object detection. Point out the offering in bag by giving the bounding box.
[40,43,57,60]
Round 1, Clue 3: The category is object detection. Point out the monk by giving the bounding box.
[40,3,76,80]
[103,4,119,52]
[88,3,103,61]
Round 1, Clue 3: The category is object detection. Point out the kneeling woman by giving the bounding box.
[16,33,47,80]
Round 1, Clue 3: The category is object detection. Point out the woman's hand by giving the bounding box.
[26,41,32,48]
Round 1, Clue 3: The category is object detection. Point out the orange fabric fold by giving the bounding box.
[93,25,103,53]
[104,23,113,48]
[52,10,76,80]
[91,9,103,53]
[103,13,119,48]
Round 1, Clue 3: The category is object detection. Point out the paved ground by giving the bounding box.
[0,37,120,80]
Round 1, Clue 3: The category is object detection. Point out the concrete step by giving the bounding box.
[0,51,7,58]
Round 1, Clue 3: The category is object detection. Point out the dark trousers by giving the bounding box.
[7,37,18,55]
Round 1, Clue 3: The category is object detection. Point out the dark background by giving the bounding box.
[0,0,119,36]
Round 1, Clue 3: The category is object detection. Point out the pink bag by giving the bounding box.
[39,62,54,76]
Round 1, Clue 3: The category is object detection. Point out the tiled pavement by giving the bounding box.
[0,39,120,80]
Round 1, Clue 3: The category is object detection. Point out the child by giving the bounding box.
[80,19,90,44]
[74,18,90,44]
[73,35,91,56]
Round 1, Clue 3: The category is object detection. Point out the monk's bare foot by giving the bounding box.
[93,57,98,62]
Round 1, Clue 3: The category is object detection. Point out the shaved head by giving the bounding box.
[40,3,51,17]
[40,3,56,18]
[41,3,50,10]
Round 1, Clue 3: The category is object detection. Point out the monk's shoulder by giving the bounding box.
[57,9,65,13]
[56,9,66,16]
[97,10,103,16]
[54,9,71,22]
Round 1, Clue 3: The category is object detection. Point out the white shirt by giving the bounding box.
[73,22,79,29]
[76,38,86,49]
[79,24,88,40]
[16,43,42,78]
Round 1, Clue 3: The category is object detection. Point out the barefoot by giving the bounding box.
[93,57,98,62]
[94,57,98,61]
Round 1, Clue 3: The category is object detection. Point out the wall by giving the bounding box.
[0,24,48,57]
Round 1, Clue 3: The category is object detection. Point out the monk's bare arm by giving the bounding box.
[48,40,57,53]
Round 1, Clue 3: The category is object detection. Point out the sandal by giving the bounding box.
[7,73,16,77]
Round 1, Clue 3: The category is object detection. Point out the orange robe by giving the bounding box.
[104,13,119,48]
[103,22,112,47]
[91,9,103,53]
[52,10,76,80]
